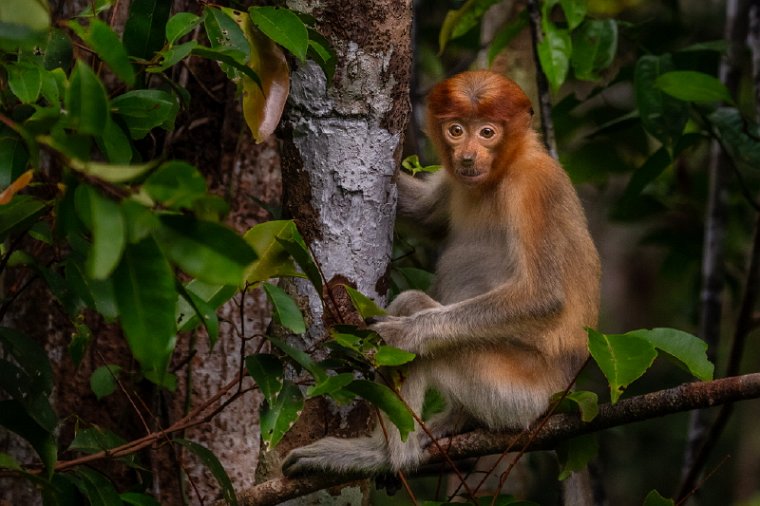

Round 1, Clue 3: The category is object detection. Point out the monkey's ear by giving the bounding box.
[529,107,535,116]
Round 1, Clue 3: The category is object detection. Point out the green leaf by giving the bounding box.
[69,18,135,87]
[79,185,125,280]
[71,467,123,506]
[635,54,689,147]
[708,107,760,171]
[345,380,414,441]
[176,283,220,346]
[306,373,354,398]
[89,364,123,400]
[438,0,500,54]
[0,452,21,470]
[621,147,671,201]
[643,490,676,506]
[421,387,447,422]
[245,354,283,405]
[143,161,206,209]
[203,7,249,61]
[655,71,733,104]
[174,439,238,506]
[375,346,416,367]
[268,336,326,381]
[43,29,73,70]
[559,0,587,30]
[538,22,572,92]
[68,426,129,460]
[275,232,323,295]
[153,214,257,286]
[401,154,441,176]
[248,6,309,61]
[0,136,29,188]
[553,390,599,422]
[307,29,336,83]
[113,237,177,375]
[166,12,201,45]
[487,10,528,66]
[570,19,617,81]
[143,369,176,390]
[345,286,386,319]
[67,157,158,184]
[175,280,236,334]
[66,60,110,136]
[0,0,50,48]
[69,322,92,366]
[262,283,306,334]
[7,62,42,104]
[0,327,53,395]
[556,434,598,481]
[0,359,57,431]
[0,400,56,476]
[111,89,179,139]
[148,40,197,72]
[259,380,304,450]
[244,220,305,284]
[99,117,133,164]
[122,0,172,60]
[587,328,657,404]
[0,194,46,242]
[190,45,262,85]
[628,328,714,381]
[395,268,434,293]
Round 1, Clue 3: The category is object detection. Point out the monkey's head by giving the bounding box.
[426,70,534,187]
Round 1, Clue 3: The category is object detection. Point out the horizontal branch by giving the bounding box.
[234,373,760,506]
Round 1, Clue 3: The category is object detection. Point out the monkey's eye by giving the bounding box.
[480,127,496,139]
[448,124,464,137]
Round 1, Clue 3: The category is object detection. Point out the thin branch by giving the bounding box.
[232,373,760,506]
[526,0,558,159]
[680,0,750,493]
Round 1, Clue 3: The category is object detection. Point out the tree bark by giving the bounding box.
[255,1,412,504]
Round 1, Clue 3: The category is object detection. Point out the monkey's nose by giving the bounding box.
[461,156,475,167]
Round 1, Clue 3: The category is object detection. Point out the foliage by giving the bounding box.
[0,1,340,503]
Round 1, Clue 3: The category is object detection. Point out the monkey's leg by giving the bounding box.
[282,362,432,476]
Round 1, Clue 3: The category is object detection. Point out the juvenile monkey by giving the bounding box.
[282,70,600,476]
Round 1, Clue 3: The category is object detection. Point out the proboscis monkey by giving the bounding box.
[283,70,600,477]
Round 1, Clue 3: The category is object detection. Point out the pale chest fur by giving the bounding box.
[431,188,518,304]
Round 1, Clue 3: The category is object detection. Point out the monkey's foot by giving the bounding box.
[282,437,390,477]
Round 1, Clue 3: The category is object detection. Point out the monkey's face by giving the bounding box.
[441,119,503,186]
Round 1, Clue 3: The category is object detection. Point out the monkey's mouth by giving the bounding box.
[456,167,486,183]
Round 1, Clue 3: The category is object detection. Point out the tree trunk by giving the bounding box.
[255,0,413,503]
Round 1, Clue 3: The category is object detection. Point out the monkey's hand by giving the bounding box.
[369,312,433,354]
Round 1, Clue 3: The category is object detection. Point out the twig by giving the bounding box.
[11,373,253,475]
[526,0,558,159]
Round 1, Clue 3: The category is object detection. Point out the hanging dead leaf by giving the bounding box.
[0,170,34,205]
[221,7,290,143]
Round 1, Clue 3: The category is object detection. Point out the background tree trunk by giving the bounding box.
[254,0,413,503]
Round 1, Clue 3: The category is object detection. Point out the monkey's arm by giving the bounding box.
[370,273,564,354]
[396,171,450,233]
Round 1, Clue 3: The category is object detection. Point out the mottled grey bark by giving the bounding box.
[253,1,413,504]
